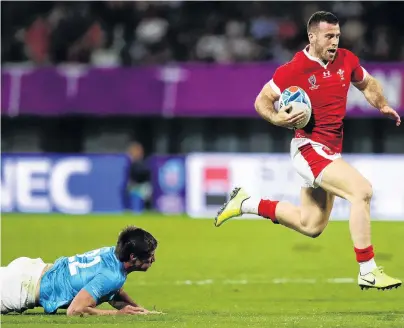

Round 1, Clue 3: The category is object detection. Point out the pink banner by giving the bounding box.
[2,63,403,117]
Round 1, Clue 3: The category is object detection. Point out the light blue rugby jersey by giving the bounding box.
[39,246,127,314]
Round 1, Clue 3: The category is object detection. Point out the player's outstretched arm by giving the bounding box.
[255,82,307,128]
[353,74,401,126]
[66,289,148,316]
[109,289,165,314]
[109,288,139,310]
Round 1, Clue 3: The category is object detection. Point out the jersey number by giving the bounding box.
[68,249,101,276]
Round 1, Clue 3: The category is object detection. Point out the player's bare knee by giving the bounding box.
[300,210,328,238]
[305,225,324,238]
[300,219,325,238]
[351,181,373,204]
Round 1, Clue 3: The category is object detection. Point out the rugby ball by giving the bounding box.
[279,86,312,129]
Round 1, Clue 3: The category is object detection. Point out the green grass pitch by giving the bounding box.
[1,213,403,328]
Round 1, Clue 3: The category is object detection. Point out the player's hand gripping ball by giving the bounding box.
[279,86,312,129]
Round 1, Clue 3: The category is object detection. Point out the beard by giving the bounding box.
[316,44,337,62]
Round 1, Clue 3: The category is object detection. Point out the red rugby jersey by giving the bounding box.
[269,46,367,153]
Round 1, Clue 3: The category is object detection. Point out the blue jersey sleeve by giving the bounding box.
[83,273,122,303]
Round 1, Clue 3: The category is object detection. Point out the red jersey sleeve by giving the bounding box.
[269,64,293,96]
[346,50,367,83]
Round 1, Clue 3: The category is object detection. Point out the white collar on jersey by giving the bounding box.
[303,45,329,69]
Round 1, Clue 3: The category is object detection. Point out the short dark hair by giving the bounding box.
[307,11,339,32]
[115,226,158,262]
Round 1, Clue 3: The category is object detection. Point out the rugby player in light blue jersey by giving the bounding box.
[1,226,161,316]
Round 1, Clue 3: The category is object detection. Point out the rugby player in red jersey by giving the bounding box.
[215,11,401,290]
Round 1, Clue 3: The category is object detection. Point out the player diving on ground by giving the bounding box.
[1,226,163,315]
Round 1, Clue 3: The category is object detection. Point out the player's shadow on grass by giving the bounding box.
[375,253,393,261]
[292,243,322,252]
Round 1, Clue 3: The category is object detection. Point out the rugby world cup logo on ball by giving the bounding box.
[279,86,312,129]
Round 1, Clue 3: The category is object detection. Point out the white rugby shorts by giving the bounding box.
[1,257,46,314]
[290,138,341,188]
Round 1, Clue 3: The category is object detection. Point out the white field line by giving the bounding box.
[128,278,355,286]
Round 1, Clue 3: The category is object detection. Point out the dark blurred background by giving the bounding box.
[2,1,404,156]
[3,1,404,65]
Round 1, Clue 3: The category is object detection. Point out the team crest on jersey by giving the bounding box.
[308,75,319,90]
[337,69,345,80]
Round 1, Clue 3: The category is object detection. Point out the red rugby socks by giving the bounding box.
[241,198,279,224]
[355,245,377,275]
[258,199,279,224]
